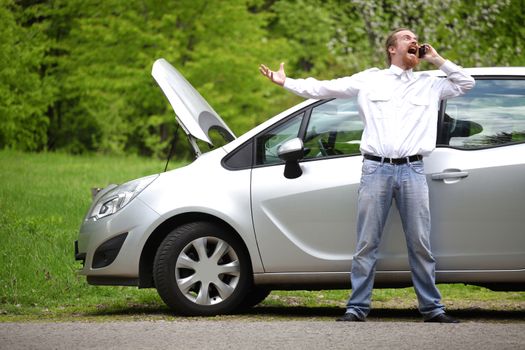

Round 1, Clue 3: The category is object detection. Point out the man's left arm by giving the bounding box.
[423,44,476,99]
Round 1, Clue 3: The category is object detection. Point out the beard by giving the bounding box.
[403,53,419,69]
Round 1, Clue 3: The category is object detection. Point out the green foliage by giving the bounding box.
[0,0,54,151]
[1,0,524,158]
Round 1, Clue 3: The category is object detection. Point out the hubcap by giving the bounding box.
[175,236,240,305]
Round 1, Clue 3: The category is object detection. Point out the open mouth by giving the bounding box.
[407,46,418,55]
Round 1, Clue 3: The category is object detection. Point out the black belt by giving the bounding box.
[364,154,422,164]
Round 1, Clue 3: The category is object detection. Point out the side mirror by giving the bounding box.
[277,138,304,179]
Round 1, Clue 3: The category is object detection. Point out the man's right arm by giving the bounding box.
[259,62,372,99]
[283,75,367,99]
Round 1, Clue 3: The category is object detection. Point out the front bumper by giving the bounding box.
[75,197,162,282]
[74,240,85,263]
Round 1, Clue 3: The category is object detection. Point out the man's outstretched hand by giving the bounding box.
[259,62,286,86]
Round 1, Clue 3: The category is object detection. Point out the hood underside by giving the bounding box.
[152,59,236,153]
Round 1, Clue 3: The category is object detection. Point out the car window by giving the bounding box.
[256,112,304,165]
[303,99,363,159]
[439,79,525,148]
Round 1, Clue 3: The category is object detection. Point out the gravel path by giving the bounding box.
[2,320,524,350]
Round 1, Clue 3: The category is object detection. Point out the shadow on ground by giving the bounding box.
[249,306,525,322]
[84,304,525,322]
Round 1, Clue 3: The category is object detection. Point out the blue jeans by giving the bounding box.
[346,159,445,320]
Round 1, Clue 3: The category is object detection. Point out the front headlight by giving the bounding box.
[87,174,158,221]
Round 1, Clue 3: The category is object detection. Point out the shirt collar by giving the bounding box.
[389,64,415,81]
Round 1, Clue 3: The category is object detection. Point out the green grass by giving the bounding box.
[0,150,524,322]
[0,150,174,318]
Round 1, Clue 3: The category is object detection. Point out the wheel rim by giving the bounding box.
[175,236,240,305]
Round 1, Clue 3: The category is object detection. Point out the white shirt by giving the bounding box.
[283,60,475,158]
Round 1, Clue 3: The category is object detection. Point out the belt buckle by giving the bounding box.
[388,157,394,164]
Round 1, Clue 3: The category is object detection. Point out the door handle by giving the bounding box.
[431,171,469,181]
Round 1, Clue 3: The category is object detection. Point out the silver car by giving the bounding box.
[75,59,525,315]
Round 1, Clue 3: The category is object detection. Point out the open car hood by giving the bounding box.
[152,59,236,156]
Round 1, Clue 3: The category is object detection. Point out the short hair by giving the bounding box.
[385,28,413,66]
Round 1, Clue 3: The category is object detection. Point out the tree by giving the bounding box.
[1,0,524,158]
[0,0,54,151]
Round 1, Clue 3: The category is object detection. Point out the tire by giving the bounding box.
[153,222,251,316]
[236,287,271,312]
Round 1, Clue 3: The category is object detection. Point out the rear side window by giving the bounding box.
[439,79,525,148]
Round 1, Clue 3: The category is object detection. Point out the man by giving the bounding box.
[259,28,475,323]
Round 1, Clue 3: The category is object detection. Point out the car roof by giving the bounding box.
[423,66,525,77]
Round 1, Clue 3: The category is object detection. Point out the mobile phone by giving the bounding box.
[418,45,427,58]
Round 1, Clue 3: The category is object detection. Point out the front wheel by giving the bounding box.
[153,222,251,316]
[236,287,271,312]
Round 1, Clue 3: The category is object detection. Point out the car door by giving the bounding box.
[427,77,525,271]
[251,99,409,272]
